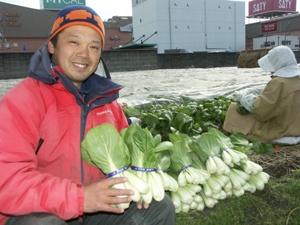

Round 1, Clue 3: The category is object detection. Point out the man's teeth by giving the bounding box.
[74,63,86,68]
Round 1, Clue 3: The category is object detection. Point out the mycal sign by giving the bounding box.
[40,0,86,10]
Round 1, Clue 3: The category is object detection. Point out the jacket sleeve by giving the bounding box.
[252,78,283,122]
[0,80,83,220]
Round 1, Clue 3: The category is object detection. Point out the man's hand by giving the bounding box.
[137,201,149,209]
[83,177,134,214]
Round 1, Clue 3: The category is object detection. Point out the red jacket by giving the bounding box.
[0,45,128,224]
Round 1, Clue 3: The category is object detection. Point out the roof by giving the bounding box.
[247,11,299,19]
[114,43,157,50]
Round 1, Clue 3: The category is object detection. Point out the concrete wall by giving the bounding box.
[5,49,300,79]
[0,50,241,79]
[0,53,31,79]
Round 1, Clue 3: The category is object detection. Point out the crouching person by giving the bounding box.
[223,45,300,144]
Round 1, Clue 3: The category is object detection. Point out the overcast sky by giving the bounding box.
[1,0,299,23]
[1,0,133,21]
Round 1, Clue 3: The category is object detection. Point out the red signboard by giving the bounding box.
[249,0,297,17]
[262,21,278,32]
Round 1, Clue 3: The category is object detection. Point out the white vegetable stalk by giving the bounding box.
[249,173,266,191]
[206,156,217,174]
[231,168,250,182]
[194,194,203,203]
[107,167,151,207]
[212,156,231,175]
[185,183,202,193]
[157,170,179,192]
[232,149,248,162]
[175,207,181,214]
[181,203,190,213]
[206,155,230,175]
[239,160,264,175]
[228,170,243,190]
[225,148,241,165]
[196,201,205,211]
[178,166,208,186]
[221,148,233,166]
[171,191,182,209]
[207,178,222,194]
[147,171,165,202]
[212,174,230,186]
[212,190,227,200]
[232,187,245,197]
[223,180,233,192]
[110,181,130,209]
[140,170,153,204]
[199,191,218,208]
[175,186,194,205]
[190,201,198,210]
[242,182,253,192]
[123,169,150,195]
[203,182,213,197]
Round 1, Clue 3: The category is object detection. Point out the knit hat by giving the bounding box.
[258,45,300,78]
[48,5,105,50]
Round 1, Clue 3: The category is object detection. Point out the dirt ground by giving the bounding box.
[250,144,300,178]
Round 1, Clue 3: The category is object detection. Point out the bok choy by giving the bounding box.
[81,123,150,208]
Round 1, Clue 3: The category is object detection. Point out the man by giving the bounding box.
[0,5,175,225]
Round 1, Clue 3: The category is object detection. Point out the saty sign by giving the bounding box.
[41,0,86,10]
[248,0,297,17]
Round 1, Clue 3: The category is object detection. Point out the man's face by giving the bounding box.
[48,25,102,88]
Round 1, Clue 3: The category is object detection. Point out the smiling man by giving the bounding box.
[0,5,175,225]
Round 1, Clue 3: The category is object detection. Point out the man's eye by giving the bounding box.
[91,46,100,50]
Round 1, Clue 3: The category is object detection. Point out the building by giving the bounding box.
[245,0,300,50]
[0,3,56,53]
[246,14,300,50]
[132,0,246,54]
[2,1,300,54]
[105,16,133,50]
[0,2,133,53]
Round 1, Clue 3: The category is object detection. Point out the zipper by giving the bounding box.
[80,105,89,184]
[35,138,44,155]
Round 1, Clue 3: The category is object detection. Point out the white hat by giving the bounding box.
[258,45,300,78]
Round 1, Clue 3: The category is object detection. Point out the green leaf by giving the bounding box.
[80,123,130,174]
[252,141,275,155]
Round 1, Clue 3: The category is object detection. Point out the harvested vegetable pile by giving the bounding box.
[81,123,270,213]
[81,97,300,224]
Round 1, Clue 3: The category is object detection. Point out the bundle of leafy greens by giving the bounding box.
[81,123,150,209]
[168,133,208,213]
[207,128,248,167]
[169,133,210,187]
[122,123,174,203]
[189,133,231,175]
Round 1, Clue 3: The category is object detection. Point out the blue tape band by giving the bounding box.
[178,165,191,173]
[130,166,157,172]
[106,166,128,178]
[205,154,216,162]
[221,147,230,153]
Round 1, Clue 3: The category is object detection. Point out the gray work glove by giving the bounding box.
[128,117,142,124]
[239,93,257,113]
